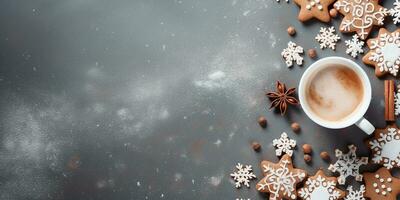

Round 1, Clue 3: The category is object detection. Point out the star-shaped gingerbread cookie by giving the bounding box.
[294,0,336,23]
[298,170,345,200]
[363,28,400,77]
[334,0,388,40]
[363,168,400,200]
[256,154,307,200]
[366,124,400,169]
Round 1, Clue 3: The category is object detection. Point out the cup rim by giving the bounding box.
[298,56,372,129]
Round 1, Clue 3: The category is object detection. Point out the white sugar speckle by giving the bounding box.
[137,181,141,187]
[209,174,224,186]
[214,139,222,147]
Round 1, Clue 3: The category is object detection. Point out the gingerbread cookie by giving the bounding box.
[334,0,388,40]
[294,0,336,23]
[363,168,400,200]
[367,124,400,169]
[256,154,307,200]
[362,28,400,77]
[298,170,345,200]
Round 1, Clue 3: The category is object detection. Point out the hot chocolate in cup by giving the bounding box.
[298,57,375,134]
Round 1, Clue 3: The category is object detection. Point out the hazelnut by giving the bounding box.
[329,9,338,18]
[304,154,312,163]
[320,151,330,161]
[302,144,312,154]
[291,122,301,132]
[252,142,261,152]
[287,26,296,36]
[308,49,317,59]
[258,116,267,128]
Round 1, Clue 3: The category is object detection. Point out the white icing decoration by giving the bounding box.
[298,174,343,200]
[334,0,387,40]
[315,26,341,50]
[389,0,400,25]
[328,145,368,185]
[281,41,304,67]
[345,34,364,58]
[344,185,366,200]
[257,159,305,200]
[306,0,323,11]
[230,163,256,188]
[273,132,296,157]
[395,88,400,116]
[369,127,400,169]
[371,172,392,195]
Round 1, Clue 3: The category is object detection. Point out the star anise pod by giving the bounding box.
[266,81,299,115]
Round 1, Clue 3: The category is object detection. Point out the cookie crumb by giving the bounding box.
[287,26,296,36]
[258,116,267,128]
[329,9,338,18]
[252,142,261,152]
[320,151,330,161]
[302,144,312,154]
[307,49,317,59]
[291,122,301,132]
[304,154,312,163]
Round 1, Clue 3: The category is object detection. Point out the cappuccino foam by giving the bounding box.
[306,66,363,122]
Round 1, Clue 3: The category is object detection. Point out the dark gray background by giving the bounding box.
[0,0,398,199]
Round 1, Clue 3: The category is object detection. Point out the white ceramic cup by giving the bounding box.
[298,56,375,135]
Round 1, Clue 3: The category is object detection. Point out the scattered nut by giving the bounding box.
[252,142,261,152]
[329,9,338,18]
[291,122,301,132]
[304,154,312,163]
[258,116,267,128]
[308,49,317,59]
[287,26,296,36]
[320,151,330,161]
[302,144,312,154]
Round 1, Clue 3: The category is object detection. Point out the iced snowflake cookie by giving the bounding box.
[345,34,364,58]
[230,163,256,188]
[281,41,304,67]
[293,0,336,23]
[315,26,340,50]
[363,168,400,200]
[273,132,296,157]
[389,0,400,25]
[298,170,345,200]
[367,124,400,169]
[344,185,366,200]
[256,154,307,200]
[334,0,388,40]
[362,28,400,77]
[328,144,368,185]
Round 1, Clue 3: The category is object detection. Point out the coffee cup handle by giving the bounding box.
[355,117,375,135]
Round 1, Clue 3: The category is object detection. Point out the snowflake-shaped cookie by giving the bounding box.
[389,0,400,25]
[363,28,400,77]
[328,144,368,185]
[395,88,400,116]
[334,0,388,40]
[367,125,400,169]
[363,168,400,200]
[315,26,340,50]
[256,154,307,200]
[298,170,345,200]
[273,132,296,157]
[230,163,256,188]
[281,41,304,67]
[344,185,366,200]
[345,34,364,58]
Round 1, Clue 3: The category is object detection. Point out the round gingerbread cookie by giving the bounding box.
[363,28,400,78]
[363,168,400,200]
[256,154,307,200]
[298,170,345,200]
[366,124,400,169]
[294,0,336,23]
[334,0,388,40]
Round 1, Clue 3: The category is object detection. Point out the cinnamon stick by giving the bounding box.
[385,80,395,121]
